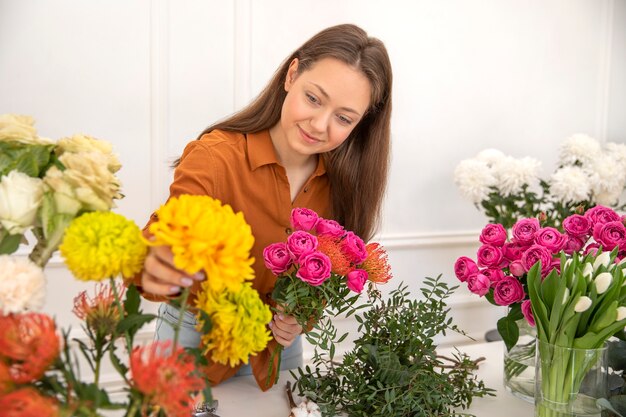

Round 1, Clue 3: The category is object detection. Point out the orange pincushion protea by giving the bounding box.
[0,313,60,384]
[72,282,126,338]
[0,387,59,417]
[130,341,206,417]
[362,243,393,284]
[317,235,351,276]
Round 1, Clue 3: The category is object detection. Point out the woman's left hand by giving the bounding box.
[269,311,302,348]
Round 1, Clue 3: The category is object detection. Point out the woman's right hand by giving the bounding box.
[141,245,205,296]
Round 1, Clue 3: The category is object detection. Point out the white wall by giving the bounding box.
[1,0,624,380]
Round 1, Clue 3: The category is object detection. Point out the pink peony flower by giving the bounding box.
[535,227,568,253]
[509,260,525,277]
[296,252,332,286]
[287,231,318,262]
[562,214,591,238]
[520,244,553,276]
[521,299,535,326]
[315,219,345,238]
[476,244,506,268]
[493,276,525,306]
[467,272,490,296]
[479,223,507,247]
[290,207,320,231]
[503,241,528,262]
[512,218,540,245]
[481,268,505,285]
[346,269,368,293]
[585,205,621,226]
[454,256,479,282]
[263,242,293,275]
[563,235,586,255]
[341,231,368,264]
[593,221,626,251]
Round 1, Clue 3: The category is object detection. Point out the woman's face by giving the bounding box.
[275,57,371,159]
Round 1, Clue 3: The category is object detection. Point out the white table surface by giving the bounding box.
[209,340,534,417]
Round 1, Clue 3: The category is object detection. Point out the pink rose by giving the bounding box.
[520,244,553,276]
[454,256,479,282]
[521,299,535,327]
[593,221,626,251]
[479,223,508,247]
[346,269,368,293]
[548,258,561,275]
[584,243,600,256]
[512,218,540,245]
[493,276,525,306]
[535,227,567,253]
[290,207,320,231]
[263,242,293,275]
[509,260,525,277]
[481,268,505,285]
[467,272,490,296]
[287,231,318,262]
[315,218,345,238]
[585,205,621,226]
[342,231,368,264]
[562,214,591,238]
[296,252,331,286]
[477,244,506,268]
[503,242,528,262]
[563,235,586,255]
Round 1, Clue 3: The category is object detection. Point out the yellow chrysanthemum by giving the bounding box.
[196,282,272,367]
[60,211,147,281]
[147,194,255,292]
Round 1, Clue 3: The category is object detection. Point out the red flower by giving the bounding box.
[130,341,206,417]
[0,313,60,384]
[73,282,126,337]
[0,387,59,417]
[317,235,351,275]
[0,361,13,394]
[362,243,392,284]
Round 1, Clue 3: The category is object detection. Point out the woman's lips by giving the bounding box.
[298,126,320,144]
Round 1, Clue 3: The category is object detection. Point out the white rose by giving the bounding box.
[57,134,122,173]
[0,114,54,145]
[0,255,46,314]
[0,170,44,234]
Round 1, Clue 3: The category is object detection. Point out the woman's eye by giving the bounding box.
[337,115,353,125]
[305,93,319,104]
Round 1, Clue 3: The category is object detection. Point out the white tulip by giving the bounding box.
[594,252,611,271]
[0,171,44,234]
[617,307,626,322]
[582,263,594,279]
[574,296,593,313]
[594,272,612,294]
[563,288,570,304]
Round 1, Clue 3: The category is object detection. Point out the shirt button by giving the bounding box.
[303,187,309,193]
[285,227,292,235]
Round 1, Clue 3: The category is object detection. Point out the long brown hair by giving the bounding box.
[187,24,392,241]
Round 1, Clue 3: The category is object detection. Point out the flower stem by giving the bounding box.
[173,287,190,352]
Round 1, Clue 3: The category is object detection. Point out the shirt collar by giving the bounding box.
[247,130,326,176]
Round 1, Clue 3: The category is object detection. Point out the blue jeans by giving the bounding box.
[154,303,303,376]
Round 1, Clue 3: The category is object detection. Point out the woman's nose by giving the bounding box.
[310,111,331,133]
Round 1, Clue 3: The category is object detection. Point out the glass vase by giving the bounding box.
[503,318,536,403]
[534,339,608,417]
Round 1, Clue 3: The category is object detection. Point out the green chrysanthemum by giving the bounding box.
[196,282,272,367]
[60,211,147,281]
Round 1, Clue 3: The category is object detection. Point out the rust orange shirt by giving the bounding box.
[137,129,330,390]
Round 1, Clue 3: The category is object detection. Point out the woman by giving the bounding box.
[136,23,392,390]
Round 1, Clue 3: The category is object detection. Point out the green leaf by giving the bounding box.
[116,313,158,334]
[123,284,141,316]
[497,316,520,351]
[0,233,22,255]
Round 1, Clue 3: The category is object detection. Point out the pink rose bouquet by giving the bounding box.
[454,204,626,351]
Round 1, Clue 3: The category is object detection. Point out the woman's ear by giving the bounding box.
[284,58,299,91]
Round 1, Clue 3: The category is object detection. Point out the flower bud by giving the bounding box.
[574,296,592,313]
[582,263,594,278]
[594,252,611,271]
[617,306,626,322]
[594,272,612,294]
[563,288,570,305]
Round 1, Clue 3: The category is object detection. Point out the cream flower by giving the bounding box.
[475,148,507,168]
[574,296,592,313]
[0,255,46,314]
[0,114,54,145]
[587,156,626,206]
[453,159,497,203]
[558,133,602,166]
[43,151,122,215]
[594,272,612,294]
[593,252,611,271]
[549,166,592,203]
[496,156,541,196]
[0,171,44,234]
[57,134,121,173]
[605,142,626,169]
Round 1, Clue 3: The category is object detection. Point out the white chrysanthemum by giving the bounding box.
[453,159,497,203]
[0,255,46,314]
[605,142,626,169]
[496,156,541,195]
[549,166,592,203]
[475,148,507,168]
[558,134,602,166]
[587,156,626,206]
